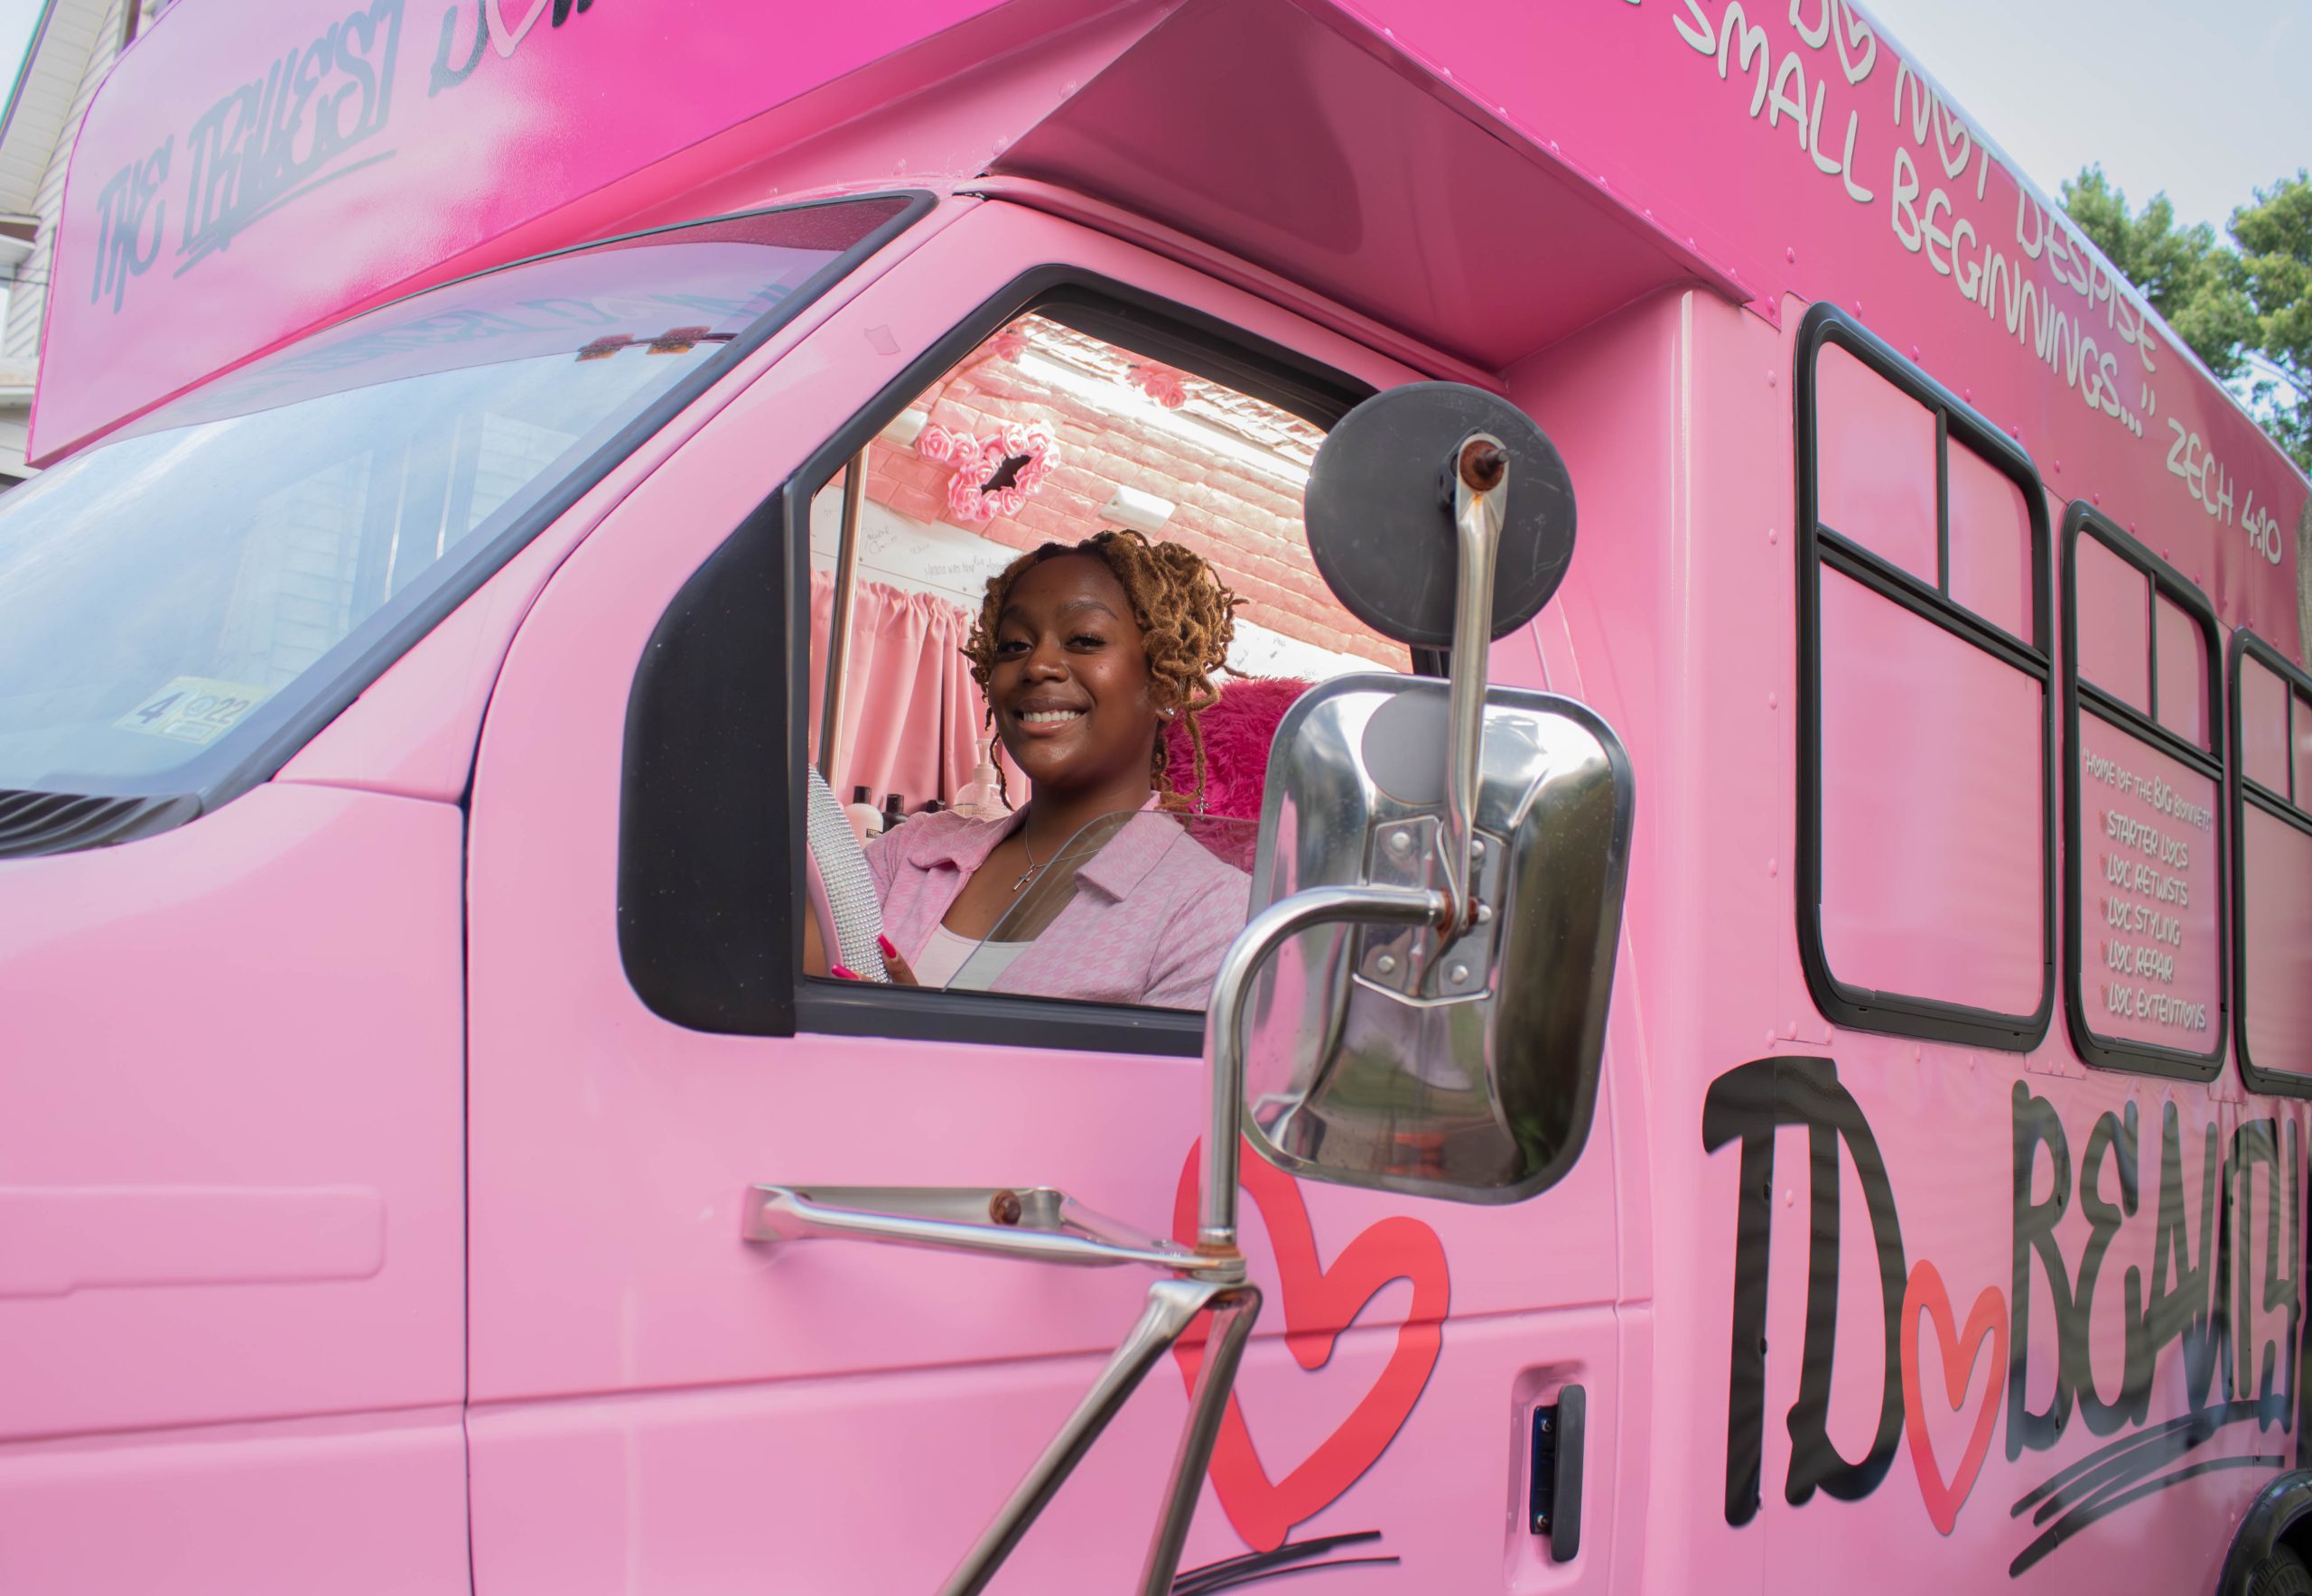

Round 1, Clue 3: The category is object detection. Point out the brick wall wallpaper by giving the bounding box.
[859,314,1397,668]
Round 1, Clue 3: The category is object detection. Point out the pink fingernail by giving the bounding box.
[830,963,861,981]
[877,934,898,958]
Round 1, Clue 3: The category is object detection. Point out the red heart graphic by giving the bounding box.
[1171,1142,1450,1554]
[1899,1260,2008,1535]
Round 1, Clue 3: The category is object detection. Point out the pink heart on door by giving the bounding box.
[1171,1143,1450,1554]
[1899,1259,2007,1535]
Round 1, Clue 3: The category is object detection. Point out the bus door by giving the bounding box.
[463,199,1632,1591]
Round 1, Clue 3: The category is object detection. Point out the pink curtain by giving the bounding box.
[807,571,1013,814]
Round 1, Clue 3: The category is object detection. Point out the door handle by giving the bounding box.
[744,1183,1238,1281]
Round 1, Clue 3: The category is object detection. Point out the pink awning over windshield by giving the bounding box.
[35,0,1024,461]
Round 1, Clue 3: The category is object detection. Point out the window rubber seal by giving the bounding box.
[2060,501,2227,1082]
[2229,627,2312,1097]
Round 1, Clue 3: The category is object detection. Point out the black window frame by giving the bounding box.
[2060,504,2227,1081]
[2229,628,2312,1097]
[1794,303,2056,1051]
[619,266,1375,1046]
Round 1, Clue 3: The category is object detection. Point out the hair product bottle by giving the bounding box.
[951,736,1012,821]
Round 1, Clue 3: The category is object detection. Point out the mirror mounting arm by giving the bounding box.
[1198,883,1446,1249]
[1441,433,1508,936]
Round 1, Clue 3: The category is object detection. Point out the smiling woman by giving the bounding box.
[865,532,1251,1006]
[801,304,1403,1012]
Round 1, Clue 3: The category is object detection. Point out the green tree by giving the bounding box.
[2062,166,2258,382]
[2063,165,2311,475]
[2229,173,2312,473]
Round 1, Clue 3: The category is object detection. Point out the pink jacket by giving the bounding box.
[864,802,1253,1010]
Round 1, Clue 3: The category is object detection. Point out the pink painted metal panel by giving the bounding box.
[1514,288,1793,1592]
[1945,438,2031,639]
[0,1410,468,1596]
[2241,650,2292,795]
[271,527,587,805]
[2074,714,2222,1051]
[464,204,1626,1590]
[988,0,1711,373]
[2152,592,2210,749]
[1818,569,2044,1015]
[0,1187,382,1299]
[2072,534,2150,715]
[471,1311,1617,1592]
[0,782,464,1442]
[1503,288,1693,1356]
[1814,341,1937,583]
[2242,804,2312,1079]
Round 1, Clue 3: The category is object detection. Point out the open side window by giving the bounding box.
[789,284,1405,1050]
[618,266,1406,1050]
[2062,506,2225,1079]
[1795,303,2055,1050]
[2231,630,2312,1096]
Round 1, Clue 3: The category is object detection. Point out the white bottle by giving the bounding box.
[951,737,1011,821]
[845,783,883,845]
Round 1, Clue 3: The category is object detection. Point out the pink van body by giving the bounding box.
[3,2,2308,1592]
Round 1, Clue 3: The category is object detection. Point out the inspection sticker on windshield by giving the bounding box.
[115,677,271,744]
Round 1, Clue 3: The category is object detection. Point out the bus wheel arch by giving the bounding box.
[2222,1474,2312,1595]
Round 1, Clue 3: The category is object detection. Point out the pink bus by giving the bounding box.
[2,1,2308,1591]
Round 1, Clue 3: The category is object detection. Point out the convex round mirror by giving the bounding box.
[1304,382,1575,648]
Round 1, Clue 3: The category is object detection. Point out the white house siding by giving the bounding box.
[3,0,134,362]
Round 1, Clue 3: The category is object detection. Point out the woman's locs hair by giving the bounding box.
[962,527,1241,809]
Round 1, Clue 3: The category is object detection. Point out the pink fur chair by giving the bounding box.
[1163,676,1310,870]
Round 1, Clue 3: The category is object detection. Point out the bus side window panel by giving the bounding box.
[1815,572,2045,1015]
[1813,341,1938,584]
[1945,439,2033,644]
[2064,509,2224,1078]
[1804,311,2051,1043]
[2234,639,2312,1092]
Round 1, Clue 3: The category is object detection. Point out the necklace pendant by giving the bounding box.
[1010,865,1037,892]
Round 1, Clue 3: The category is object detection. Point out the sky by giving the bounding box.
[1862,0,2312,232]
[0,0,40,117]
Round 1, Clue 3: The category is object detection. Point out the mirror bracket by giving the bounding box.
[1441,431,1507,935]
[1356,813,1505,1002]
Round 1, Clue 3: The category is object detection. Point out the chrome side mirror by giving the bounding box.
[1203,383,1632,1212]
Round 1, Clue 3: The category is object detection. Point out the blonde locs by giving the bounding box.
[962,528,1240,809]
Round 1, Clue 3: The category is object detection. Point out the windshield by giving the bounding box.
[0,194,917,798]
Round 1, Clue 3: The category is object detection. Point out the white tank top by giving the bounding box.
[909,922,1031,992]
